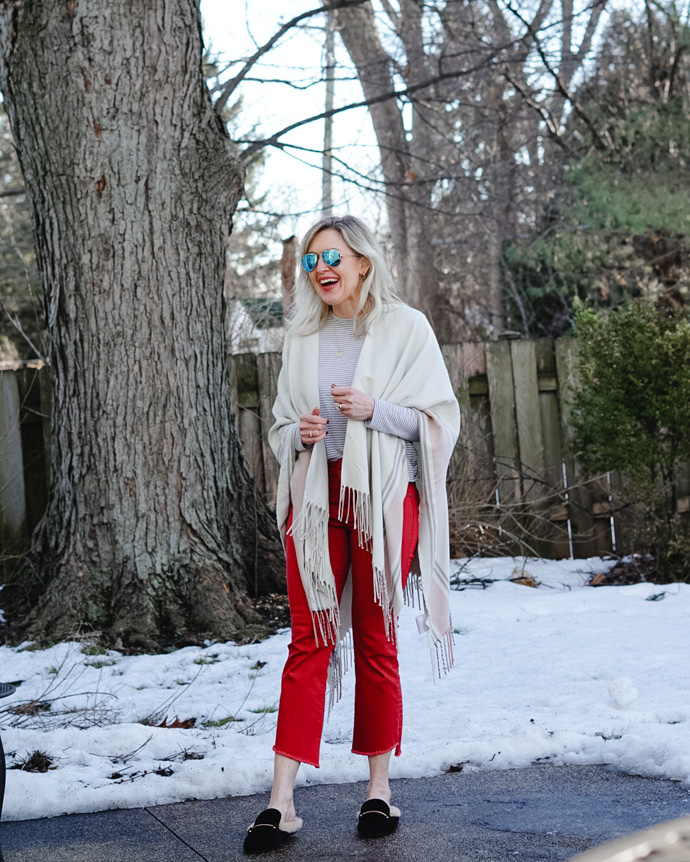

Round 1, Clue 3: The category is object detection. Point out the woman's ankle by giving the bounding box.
[268,753,301,820]
[268,796,296,821]
[366,749,393,803]
[366,782,391,804]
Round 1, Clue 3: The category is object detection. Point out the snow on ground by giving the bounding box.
[2,556,690,821]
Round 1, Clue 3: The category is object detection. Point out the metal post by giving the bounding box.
[322,8,336,216]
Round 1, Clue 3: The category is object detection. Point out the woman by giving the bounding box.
[244,215,459,854]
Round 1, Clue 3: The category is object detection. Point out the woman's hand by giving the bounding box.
[330,385,375,421]
[299,406,328,446]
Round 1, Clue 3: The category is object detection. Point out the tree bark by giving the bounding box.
[0,0,283,648]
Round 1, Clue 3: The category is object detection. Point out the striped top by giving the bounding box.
[294,313,419,480]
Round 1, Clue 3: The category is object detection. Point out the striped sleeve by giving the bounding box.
[294,424,312,452]
[365,398,420,441]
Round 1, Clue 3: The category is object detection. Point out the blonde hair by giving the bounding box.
[287,215,401,336]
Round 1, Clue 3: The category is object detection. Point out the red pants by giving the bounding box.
[274,460,419,768]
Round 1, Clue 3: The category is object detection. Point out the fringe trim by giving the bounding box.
[403,573,424,610]
[313,607,339,649]
[373,563,397,641]
[290,499,340,646]
[289,499,328,573]
[339,484,396,642]
[327,629,353,714]
[339,486,372,551]
[430,625,455,680]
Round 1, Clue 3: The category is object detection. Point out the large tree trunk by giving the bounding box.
[0,0,282,648]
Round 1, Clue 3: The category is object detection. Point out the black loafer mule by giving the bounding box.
[357,799,401,838]
[243,807,303,855]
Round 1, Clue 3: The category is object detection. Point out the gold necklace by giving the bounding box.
[331,314,345,359]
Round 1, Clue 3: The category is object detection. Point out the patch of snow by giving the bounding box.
[1,556,689,821]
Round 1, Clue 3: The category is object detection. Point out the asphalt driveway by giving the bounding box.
[2,763,689,862]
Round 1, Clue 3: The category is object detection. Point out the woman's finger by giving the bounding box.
[299,412,327,427]
[299,410,328,444]
[329,385,374,421]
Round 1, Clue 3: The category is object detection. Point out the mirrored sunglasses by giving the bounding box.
[301,248,350,272]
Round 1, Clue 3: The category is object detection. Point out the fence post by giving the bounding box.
[444,343,498,551]
[510,339,545,485]
[256,352,282,510]
[487,339,521,506]
[555,338,611,557]
[535,339,570,558]
[512,339,556,556]
[16,363,49,533]
[227,353,265,495]
[0,368,29,574]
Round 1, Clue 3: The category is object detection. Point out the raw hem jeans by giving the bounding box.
[273,459,419,767]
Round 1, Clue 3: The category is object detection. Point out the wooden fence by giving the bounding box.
[226,338,627,560]
[5,339,685,565]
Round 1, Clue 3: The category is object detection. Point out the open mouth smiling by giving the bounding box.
[320,277,339,287]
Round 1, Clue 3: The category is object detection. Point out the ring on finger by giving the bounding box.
[335,403,341,412]
[309,429,313,438]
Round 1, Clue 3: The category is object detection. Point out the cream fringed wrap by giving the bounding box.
[269,304,460,683]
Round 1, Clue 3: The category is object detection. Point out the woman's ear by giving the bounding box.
[359,257,371,279]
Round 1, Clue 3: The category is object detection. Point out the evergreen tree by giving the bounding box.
[571,302,690,582]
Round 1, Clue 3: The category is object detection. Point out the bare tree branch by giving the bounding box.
[221,74,360,91]
[530,0,558,42]
[239,56,496,159]
[490,0,555,48]
[284,137,490,194]
[561,0,574,68]
[490,0,555,58]
[503,0,609,149]
[572,0,608,68]
[500,65,567,146]
[214,0,367,115]
[644,0,660,99]
[379,0,401,32]
[0,297,46,362]
[667,43,689,99]
[278,138,487,220]
[488,0,514,45]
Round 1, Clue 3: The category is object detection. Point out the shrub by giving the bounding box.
[571,301,690,581]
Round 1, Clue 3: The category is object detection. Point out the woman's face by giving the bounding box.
[306,228,370,318]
